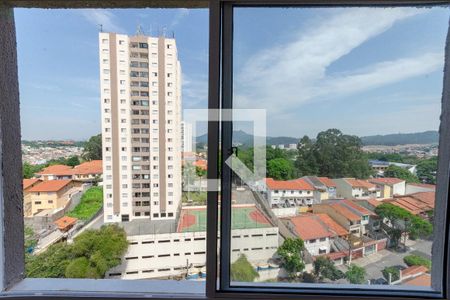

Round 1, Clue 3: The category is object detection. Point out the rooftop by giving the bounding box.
[72,160,102,175]
[54,216,78,231]
[265,178,314,191]
[37,164,73,176]
[402,273,431,287]
[369,177,405,185]
[28,179,74,192]
[317,177,337,188]
[386,192,435,215]
[315,213,348,236]
[23,178,41,190]
[344,178,376,189]
[287,214,333,241]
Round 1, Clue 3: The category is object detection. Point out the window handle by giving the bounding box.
[229,146,238,156]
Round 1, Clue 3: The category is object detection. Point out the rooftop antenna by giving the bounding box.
[98,24,103,32]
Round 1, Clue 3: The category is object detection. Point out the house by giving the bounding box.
[35,160,102,182]
[27,180,83,216]
[333,178,378,199]
[369,160,390,176]
[406,183,436,194]
[303,176,337,203]
[369,178,406,198]
[282,213,347,256]
[384,192,435,219]
[264,178,315,208]
[313,199,376,237]
[54,216,78,232]
[23,178,42,217]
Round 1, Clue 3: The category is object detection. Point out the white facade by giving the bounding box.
[181,121,193,152]
[100,32,182,223]
[107,227,279,279]
[304,237,331,256]
[267,189,314,208]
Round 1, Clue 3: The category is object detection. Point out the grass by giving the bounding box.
[67,186,103,221]
[182,191,207,204]
[403,254,432,270]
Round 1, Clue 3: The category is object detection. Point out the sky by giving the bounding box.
[15,6,449,140]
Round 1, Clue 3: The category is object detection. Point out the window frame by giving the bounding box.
[0,1,449,300]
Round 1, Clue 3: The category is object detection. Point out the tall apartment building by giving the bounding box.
[181,121,193,152]
[99,32,182,223]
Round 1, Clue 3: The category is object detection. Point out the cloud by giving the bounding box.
[234,7,440,113]
[170,8,190,29]
[182,73,208,108]
[80,9,125,33]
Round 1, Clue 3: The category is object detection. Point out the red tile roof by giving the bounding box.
[28,180,73,192]
[387,192,435,215]
[345,178,376,189]
[316,177,336,187]
[367,198,383,208]
[341,199,375,216]
[72,160,102,175]
[193,159,207,170]
[403,273,431,287]
[370,178,405,185]
[287,214,333,241]
[54,216,78,231]
[266,178,314,191]
[316,214,348,236]
[329,203,361,221]
[408,183,436,191]
[409,192,435,209]
[37,165,73,176]
[23,178,41,190]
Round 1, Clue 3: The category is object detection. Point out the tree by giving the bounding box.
[375,203,432,249]
[82,134,102,161]
[22,162,45,179]
[345,264,366,284]
[416,157,437,184]
[26,224,127,279]
[230,254,259,282]
[382,266,400,283]
[295,129,372,179]
[277,238,305,279]
[66,155,81,167]
[384,165,419,183]
[313,256,344,281]
[267,158,295,180]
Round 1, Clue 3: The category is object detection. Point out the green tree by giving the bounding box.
[345,264,366,284]
[26,224,127,279]
[313,256,344,281]
[22,162,45,179]
[416,157,437,184]
[277,238,305,279]
[267,158,295,180]
[384,165,419,183]
[66,155,81,167]
[375,203,432,249]
[230,254,259,282]
[382,266,400,283]
[295,129,372,178]
[82,134,102,161]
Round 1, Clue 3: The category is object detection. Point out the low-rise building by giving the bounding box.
[23,178,42,217]
[35,160,102,182]
[107,204,278,280]
[313,199,375,237]
[405,183,435,194]
[333,178,378,199]
[282,213,348,256]
[264,178,315,208]
[27,180,83,216]
[303,176,337,202]
[369,177,406,198]
[384,192,435,219]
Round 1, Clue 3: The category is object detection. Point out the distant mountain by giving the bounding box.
[196,130,298,147]
[361,131,439,146]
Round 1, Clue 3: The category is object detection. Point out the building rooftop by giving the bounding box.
[407,183,436,191]
[369,177,405,186]
[402,273,431,287]
[317,177,337,188]
[344,178,376,190]
[315,213,348,236]
[72,160,102,175]
[23,178,41,190]
[121,218,179,236]
[28,179,74,192]
[286,214,333,241]
[386,192,435,215]
[328,203,361,221]
[265,178,314,191]
[178,204,272,233]
[54,216,78,231]
[37,164,73,176]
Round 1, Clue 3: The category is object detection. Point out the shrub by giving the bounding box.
[382,266,400,282]
[231,254,259,282]
[404,255,431,270]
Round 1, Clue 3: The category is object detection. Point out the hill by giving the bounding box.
[361,131,438,146]
[196,130,298,147]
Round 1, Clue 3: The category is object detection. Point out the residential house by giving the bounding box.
[23,178,42,217]
[282,213,348,256]
[333,178,378,199]
[35,165,73,180]
[264,178,315,208]
[35,160,103,183]
[27,180,83,216]
[303,176,337,203]
[384,192,435,219]
[369,177,406,198]
[313,199,376,237]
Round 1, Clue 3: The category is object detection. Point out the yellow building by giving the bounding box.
[23,178,42,217]
[27,180,83,216]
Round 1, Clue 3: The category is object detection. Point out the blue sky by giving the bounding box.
[15,6,449,140]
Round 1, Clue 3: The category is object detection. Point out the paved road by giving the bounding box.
[344,240,432,281]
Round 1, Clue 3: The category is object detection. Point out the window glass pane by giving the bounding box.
[16,7,208,283]
[229,6,448,291]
